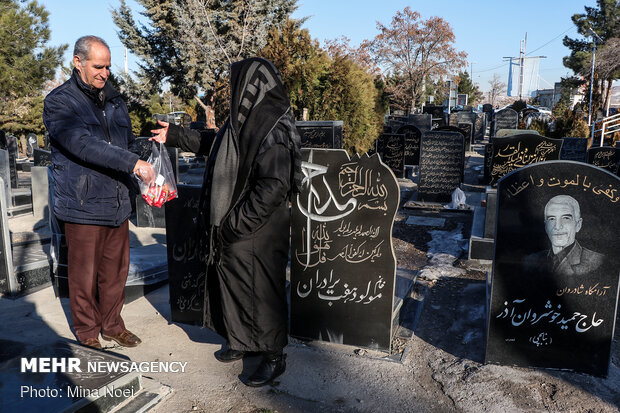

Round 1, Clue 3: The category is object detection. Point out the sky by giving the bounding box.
[43,0,598,93]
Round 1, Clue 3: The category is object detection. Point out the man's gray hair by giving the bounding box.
[73,36,109,60]
[544,195,581,220]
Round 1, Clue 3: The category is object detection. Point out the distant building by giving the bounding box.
[533,82,583,109]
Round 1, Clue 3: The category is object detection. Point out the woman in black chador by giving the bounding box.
[152,57,302,387]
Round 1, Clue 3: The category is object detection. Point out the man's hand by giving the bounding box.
[150,120,169,144]
[133,159,155,185]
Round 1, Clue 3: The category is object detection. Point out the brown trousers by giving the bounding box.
[64,220,129,341]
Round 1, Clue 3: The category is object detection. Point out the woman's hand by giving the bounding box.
[150,120,169,143]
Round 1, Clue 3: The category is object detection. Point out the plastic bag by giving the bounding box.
[136,142,178,208]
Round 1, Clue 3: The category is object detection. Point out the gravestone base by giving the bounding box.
[467,189,496,261]
[391,268,418,349]
[0,339,148,413]
[0,243,52,297]
[8,187,33,216]
[54,244,168,302]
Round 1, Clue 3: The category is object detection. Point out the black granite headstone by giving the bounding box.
[166,185,206,325]
[423,105,445,128]
[482,104,494,113]
[387,116,407,133]
[290,149,399,351]
[487,161,620,376]
[418,131,465,202]
[6,135,18,188]
[296,121,343,149]
[482,143,493,185]
[489,134,562,186]
[474,113,485,142]
[560,138,588,163]
[407,114,432,132]
[587,146,620,175]
[33,148,52,167]
[458,122,473,152]
[396,125,422,166]
[493,108,518,137]
[377,134,405,178]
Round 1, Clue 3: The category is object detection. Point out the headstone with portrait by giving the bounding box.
[488,134,562,186]
[418,131,465,202]
[486,161,620,376]
[376,133,405,178]
[586,146,620,175]
[493,108,518,137]
[166,185,206,325]
[396,125,422,166]
[560,137,588,163]
[290,149,399,351]
[296,120,343,149]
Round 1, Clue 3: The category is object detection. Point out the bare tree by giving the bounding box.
[488,73,507,107]
[365,7,467,112]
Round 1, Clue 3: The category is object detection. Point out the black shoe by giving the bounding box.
[215,348,245,363]
[245,353,286,387]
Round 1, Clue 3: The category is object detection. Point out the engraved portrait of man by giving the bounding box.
[524,195,605,277]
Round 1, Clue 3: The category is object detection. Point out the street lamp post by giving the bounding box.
[587,27,603,143]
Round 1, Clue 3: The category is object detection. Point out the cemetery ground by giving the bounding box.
[1,145,619,413]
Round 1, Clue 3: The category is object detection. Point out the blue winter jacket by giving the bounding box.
[43,71,140,226]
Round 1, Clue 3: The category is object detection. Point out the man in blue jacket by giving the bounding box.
[43,36,154,350]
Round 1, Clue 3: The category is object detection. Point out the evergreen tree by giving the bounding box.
[456,71,483,106]
[0,0,66,135]
[112,0,298,112]
[260,20,384,154]
[563,0,620,113]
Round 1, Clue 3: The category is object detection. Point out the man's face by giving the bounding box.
[544,201,582,253]
[73,42,110,89]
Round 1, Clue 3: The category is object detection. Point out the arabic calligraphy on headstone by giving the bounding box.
[166,185,207,325]
[487,161,620,376]
[489,134,562,186]
[290,149,399,350]
[418,131,464,202]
